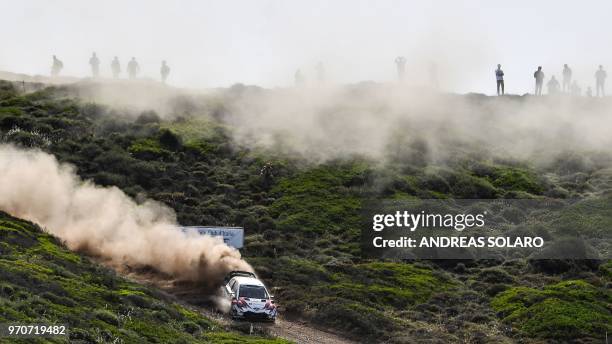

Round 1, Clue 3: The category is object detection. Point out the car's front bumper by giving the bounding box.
[232,307,277,321]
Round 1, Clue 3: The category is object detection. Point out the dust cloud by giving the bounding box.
[216,84,612,164]
[13,75,612,166]
[44,77,612,165]
[0,144,252,289]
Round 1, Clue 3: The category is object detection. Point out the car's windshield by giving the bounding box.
[239,285,268,299]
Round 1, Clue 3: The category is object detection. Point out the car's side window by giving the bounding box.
[231,280,239,295]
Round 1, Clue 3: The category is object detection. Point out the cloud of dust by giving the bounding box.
[0,72,201,116]
[66,79,200,116]
[0,144,252,289]
[217,84,612,164]
[22,77,612,167]
[211,291,232,314]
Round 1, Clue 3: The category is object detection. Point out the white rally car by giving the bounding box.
[224,271,277,322]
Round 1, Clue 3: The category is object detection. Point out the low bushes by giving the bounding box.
[491,280,611,339]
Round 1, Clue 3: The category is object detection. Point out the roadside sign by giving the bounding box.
[179,226,244,249]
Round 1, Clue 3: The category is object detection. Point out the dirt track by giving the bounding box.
[125,272,355,344]
[266,318,354,344]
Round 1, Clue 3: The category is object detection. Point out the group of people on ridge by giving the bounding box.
[51,53,171,83]
[52,53,608,96]
[495,63,607,97]
[390,56,607,97]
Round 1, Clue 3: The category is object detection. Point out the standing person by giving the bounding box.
[160,60,170,83]
[534,66,545,96]
[395,56,406,81]
[51,55,63,77]
[547,76,560,94]
[595,65,607,97]
[495,64,505,96]
[586,87,593,97]
[89,52,100,78]
[111,57,121,78]
[562,64,572,93]
[127,57,139,79]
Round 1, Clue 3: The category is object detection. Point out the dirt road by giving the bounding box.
[266,318,353,344]
[125,272,355,344]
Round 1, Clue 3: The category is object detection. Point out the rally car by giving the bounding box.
[223,271,277,322]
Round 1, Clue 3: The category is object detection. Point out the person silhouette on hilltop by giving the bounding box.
[160,61,170,83]
[395,56,407,81]
[595,65,607,97]
[495,64,505,96]
[562,64,572,93]
[547,76,560,95]
[51,55,63,77]
[127,57,140,79]
[111,57,121,78]
[89,52,100,78]
[533,66,545,96]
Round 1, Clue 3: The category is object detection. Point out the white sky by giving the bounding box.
[1,0,611,94]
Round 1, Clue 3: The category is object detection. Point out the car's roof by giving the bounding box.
[234,276,265,286]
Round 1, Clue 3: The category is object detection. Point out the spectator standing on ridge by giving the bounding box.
[562,64,572,93]
[111,57,121,78]
[547,76,560,94]
[586,87,593,97]
[160,61,170,83]
[595,65,607,97]
[395,56,407,81]
[51,55,63,77]
[127,57,139,79]
[495,64,505,96]
[89,52,100,78]
[534,66,545,96]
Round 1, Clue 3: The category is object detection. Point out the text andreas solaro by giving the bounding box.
[357,199,600,260]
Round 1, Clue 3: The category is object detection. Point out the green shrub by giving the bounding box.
[451,174,498,198]
[491,280,611,339]
[128,138,172,160]
[135,110,161,124]
[181,321,200,334]
[93,309,120,326]
[314,298,395,338]
[491,167,544,194]
[159,128,182,150]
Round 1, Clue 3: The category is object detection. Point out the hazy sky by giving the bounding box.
[1,0,611,94]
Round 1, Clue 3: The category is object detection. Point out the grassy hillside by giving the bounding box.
[0,80,611,342]
[0,211,290,344]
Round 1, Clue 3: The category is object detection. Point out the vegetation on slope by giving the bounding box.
[0,80,610,342]
[492,279,611,339]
